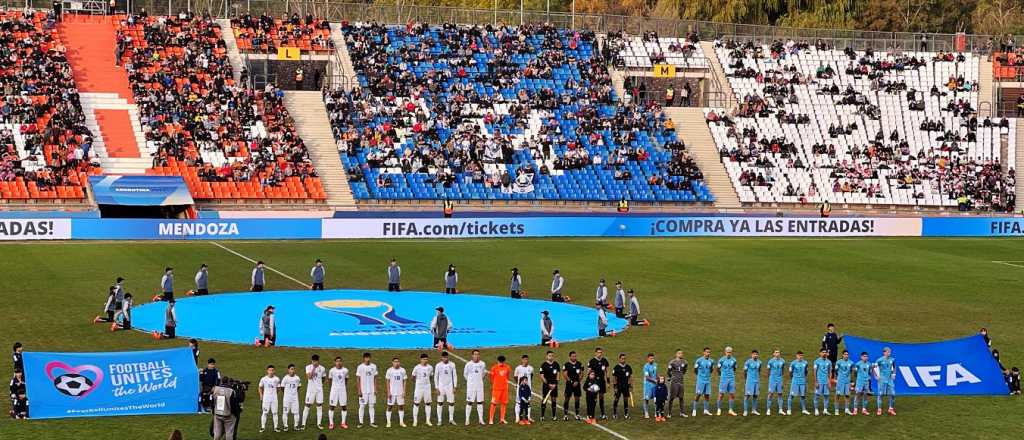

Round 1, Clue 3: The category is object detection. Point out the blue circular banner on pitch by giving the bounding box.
[131,290,628,349]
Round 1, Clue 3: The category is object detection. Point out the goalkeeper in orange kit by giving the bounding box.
[489,355,512,424]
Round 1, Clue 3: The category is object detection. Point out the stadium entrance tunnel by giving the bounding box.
[132,290,628,349]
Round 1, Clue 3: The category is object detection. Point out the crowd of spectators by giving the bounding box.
[231,13,334,53]
[328,21,709,201]
[117,12,318,194]
[0,9,95,198]
[709,38,1015,211]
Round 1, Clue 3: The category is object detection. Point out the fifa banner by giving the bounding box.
[922,217,1024,237]
[0,219,71,240]
[89,175,195,206]
[322,216,922,239]
[22,347,199,419]
[72,218,322,240]
[844,335,1007,395]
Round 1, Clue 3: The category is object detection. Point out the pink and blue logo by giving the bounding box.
[45,361,104,398]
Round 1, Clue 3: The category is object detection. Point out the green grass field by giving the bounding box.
[1,238,1022,440]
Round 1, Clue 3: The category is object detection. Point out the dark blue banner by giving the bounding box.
[89,175,194,206]
[22,347,200,419]
[844,335,1007,395]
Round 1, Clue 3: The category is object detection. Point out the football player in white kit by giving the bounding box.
[280,364,302,431]
[514,354,535,422]
[411,353,434,427]
[258,365,281,433]
[434,351,458,425]
[356,352,378,427]
[327,356,350,430]
[301,354,326,430]
[385,357,408,428]
[463,349,487,425]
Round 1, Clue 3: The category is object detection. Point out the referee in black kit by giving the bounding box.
[539,351,561,420]
[821,323,843,377]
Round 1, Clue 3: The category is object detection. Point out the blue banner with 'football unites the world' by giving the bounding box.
[844,334,1007,395]
[21,347,199,419]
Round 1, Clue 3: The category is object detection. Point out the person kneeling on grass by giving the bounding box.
[627,290,642,326]
[152,300,177,339]
[94,286,117,324]
[111,293,133,331]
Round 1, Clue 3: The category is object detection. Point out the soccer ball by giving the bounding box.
[587,383,600,393]
[53,373,94,397]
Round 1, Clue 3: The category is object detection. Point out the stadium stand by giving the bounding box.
[115,13,325,201]
[326,21,712,203]
[230,13,334,53]
[606,31,709,70]
[0,9,95,202]
[706,39,1016,211]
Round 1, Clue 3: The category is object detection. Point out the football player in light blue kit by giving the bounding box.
[691,347,714,416]
[742,350,762,416]
[786,351,809,415]
[765,349,786,415]
[834,350,854,415]
[642,353,658,419]
[715,346,738,416]
[812,349,833,415]
[852,351,873,415]
[874,347,897,416]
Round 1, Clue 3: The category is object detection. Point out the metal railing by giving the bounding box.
[98,1,1000,55]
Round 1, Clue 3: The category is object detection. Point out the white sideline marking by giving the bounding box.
[992,260,1024,268]
[211,241,631,440]
[210,242,311,288]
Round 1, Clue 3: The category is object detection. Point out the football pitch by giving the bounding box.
[1,237,1022,439]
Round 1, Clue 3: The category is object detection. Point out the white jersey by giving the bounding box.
[514,365,534,387]
[463,360,487,388]
[356,363,378,394]
[305,364,326,392]
[281,375,302,401]
[386,367,408,396]
[259,375,281,402]
[434,361,458,389]
[412,364,433,390]
[328,366,349,393]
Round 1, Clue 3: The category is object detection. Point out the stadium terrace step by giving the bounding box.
[60,14,134,102]
[664,107,742,209]
[329,23,356,91]
[979,57,994,113]
[216,19,244,83]
[79,93,149,174]
[283,91,357,211]
[699,41,736,108]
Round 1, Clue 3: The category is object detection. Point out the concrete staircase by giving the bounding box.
[283,91,357,210]
[217,19,244,83]
[699,41,736,108]
[663,106,741,209]
[1016,122,1024,198]
[80,92,151,175]
[609,66,626,99]
[979,58,994,116]
[329,23,356,90]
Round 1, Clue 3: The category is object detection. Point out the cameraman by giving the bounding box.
[211,378,245,440]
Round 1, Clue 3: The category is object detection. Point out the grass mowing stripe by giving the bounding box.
[212,241,631,440]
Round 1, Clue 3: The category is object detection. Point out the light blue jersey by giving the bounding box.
[767,357,786,394]
[835,359,853,395]
[789,359,808,385]
[743,358,762,396]
[875,356,896,384]
[717,355,737,393]
[854,360,873,393]
[813,358,832,395]
[643,362,658,398]
[694,356,714,395]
